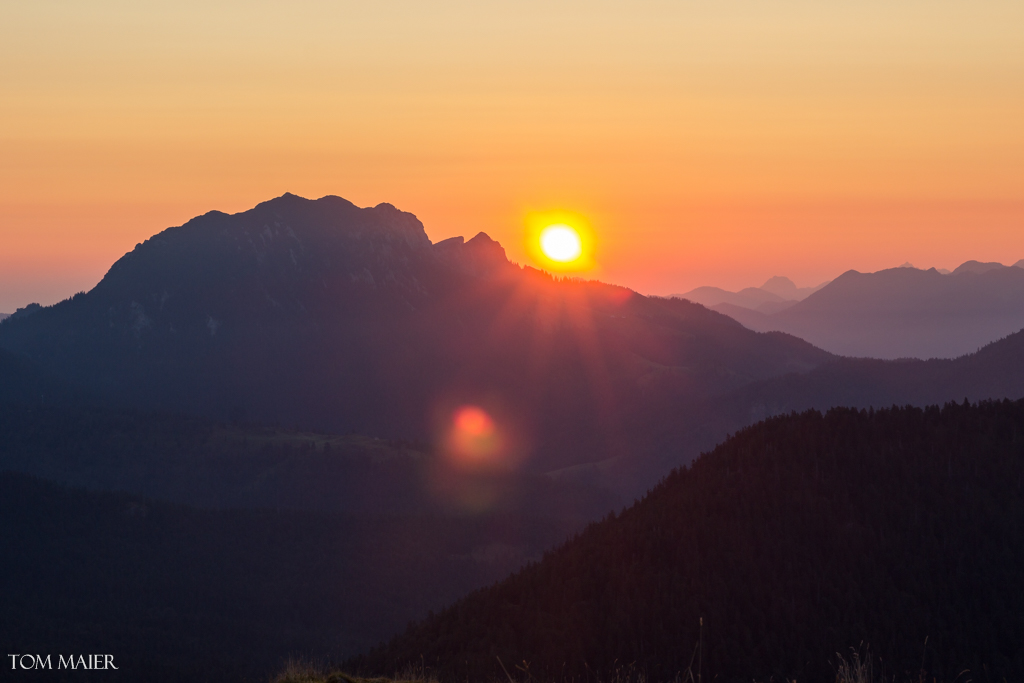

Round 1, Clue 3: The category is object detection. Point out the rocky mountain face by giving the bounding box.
[0,194,832,485]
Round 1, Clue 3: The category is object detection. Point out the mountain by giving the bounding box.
[0,347,79,406]
[541,316,1024,517]
[0,471,576,682]
[708,264,1024,359]
[354,400,1024,683]
[672,285,788,310]
[952,259,1008,275]
[0,194,832,484]
[759,274,827,300]
[675,276,826,312]
[0,312,9,321]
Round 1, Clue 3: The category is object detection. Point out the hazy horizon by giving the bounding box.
[3,1,1024,312]
[2,192,1020,313]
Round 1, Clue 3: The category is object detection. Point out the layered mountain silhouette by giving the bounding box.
[557,322,1024,503]
[356,400,1024,683]
[676,275,827,315]
[695,263,1024,359]
[6,195,1024,495]
[0,193,831,483]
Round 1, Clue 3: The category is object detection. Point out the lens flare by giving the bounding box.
[540,224,583,263]
[447,405,501,466]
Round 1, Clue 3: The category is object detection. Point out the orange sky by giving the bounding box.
[2,1,1023,312]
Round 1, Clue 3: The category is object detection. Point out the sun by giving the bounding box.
[524,209,595,272]
[539,224,583,263]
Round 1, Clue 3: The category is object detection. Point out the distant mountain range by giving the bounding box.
[676,275,828,315]
[0,313,9,321]
[677,261,1024,359]
[356,400,1024,683]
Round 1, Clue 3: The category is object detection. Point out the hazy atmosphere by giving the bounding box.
[3,1,1024,312]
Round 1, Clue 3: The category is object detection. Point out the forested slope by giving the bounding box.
[357,401,1024,683]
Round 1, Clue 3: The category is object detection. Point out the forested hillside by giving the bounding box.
[357,400,1024,683]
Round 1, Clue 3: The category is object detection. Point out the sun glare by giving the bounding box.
[540,225,583,263]
[525,210,595,273]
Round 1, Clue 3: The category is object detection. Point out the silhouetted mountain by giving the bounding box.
[0,312,9,321]
[711,264,1024,359]
[675,276,826,312]
[672,285,787,310]
[0,471,576,682]
[758,275,827,300]
[0,194,831,483]
[0,347,78,406]
[356,400,1024,683]
[751,325,1024,412]
[952,260,1007,275]
[626,325,1024,485]
[708,301,777,327]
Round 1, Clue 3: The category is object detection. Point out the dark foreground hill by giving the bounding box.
[0,471,579,683]
[356,400,1024,683]
[0,193,830,489]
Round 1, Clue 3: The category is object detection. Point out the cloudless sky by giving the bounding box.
[2,1,1023,311]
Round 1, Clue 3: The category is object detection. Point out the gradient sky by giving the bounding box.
[2,1,1023,312]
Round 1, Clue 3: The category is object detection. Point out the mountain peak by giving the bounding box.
[63,193,456,338]
[952,260,1005,275]
[432,231,510,276]
[760,275,797,298]
[253,191,310,209]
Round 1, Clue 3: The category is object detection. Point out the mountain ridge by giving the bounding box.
[0,193,832,488]
[703,264,1024,359]
[675,275,827,311]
